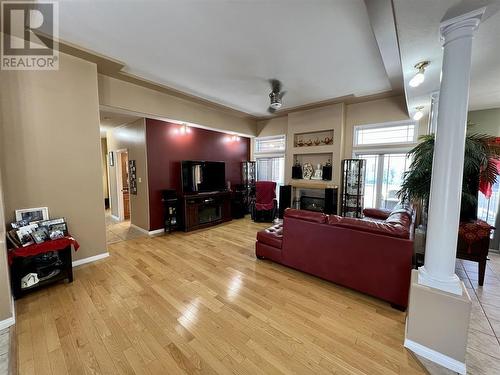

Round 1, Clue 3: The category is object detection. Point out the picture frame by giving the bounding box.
[109,151,115,166]
[15,207,49,222]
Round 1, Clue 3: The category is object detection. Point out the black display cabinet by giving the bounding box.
[341,159,365,218]
[241,161,256,213]
[162,189,179,233]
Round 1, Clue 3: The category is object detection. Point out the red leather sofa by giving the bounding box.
[256,207,415,309]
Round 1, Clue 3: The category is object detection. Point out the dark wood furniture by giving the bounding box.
[162,189,179,233]
[457,220,493,286]
[231,189,246,219]
[9,238,77,299]
[181,191,232,231]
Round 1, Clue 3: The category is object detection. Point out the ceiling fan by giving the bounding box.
[268,79,286,114]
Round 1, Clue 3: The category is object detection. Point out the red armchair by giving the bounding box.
[251,181,277,222]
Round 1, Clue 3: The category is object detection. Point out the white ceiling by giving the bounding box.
[99,110,140,137]
[58,0,392,116]
[394,0,500,117]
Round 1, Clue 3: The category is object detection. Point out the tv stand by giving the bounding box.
[181,191,231,231]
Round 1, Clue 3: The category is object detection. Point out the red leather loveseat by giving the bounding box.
[256,207,415,309]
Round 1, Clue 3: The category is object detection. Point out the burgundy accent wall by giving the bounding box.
[146,118,250,230]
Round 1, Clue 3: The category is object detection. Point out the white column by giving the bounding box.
[428,91,439,134]
[418,8,485,295]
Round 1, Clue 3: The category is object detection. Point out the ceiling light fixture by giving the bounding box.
[413,106,424,121]
[409,61,430,88]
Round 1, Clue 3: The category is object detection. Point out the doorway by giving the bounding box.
[106,149,144,244]
[117,150,131,221]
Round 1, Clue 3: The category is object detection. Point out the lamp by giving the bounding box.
[413,106,424,121]
[409,61,430,88]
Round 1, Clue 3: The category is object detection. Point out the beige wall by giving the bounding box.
[107,118,150,231]
[256,116,288,138]
[254,96,426,186]
[286,104,345,185]
[98,75,257,137]
[101,138,109,200]
[0,170,13,322]
[0,52,107,262]
[467,108,500,137]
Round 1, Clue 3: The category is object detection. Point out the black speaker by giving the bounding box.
[324,187,338,215]
[292,164,302,179]
[278,185,292,219]
[322,165,332,181]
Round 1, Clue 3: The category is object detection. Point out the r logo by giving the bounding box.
[1,1,59,70]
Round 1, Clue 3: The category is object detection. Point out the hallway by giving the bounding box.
[105,210,147,245]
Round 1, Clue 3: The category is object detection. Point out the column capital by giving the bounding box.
[440,7,486,45]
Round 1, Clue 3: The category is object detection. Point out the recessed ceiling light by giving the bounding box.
[413,106,424,121]
[409,61,430,88]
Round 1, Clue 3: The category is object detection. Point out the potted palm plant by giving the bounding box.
[398,133,500,221]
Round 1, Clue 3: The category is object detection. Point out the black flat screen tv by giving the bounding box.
[181,161,226,193]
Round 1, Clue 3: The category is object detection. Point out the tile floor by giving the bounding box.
[105,211,147,244]
[0,328,9,375]
[420,252,500,374]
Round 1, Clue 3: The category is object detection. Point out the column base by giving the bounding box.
[405,270,472,375]
[418,266,463,295]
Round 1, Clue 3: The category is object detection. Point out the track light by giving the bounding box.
[409,61,430,88]
[413,106,424,121]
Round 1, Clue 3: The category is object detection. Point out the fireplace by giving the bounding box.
[298,188,325,213]
[198,204,222,224]
[289,184,338,215]
[300,196,325,212]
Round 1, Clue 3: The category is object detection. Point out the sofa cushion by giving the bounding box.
[328,216,409,239]
[390,203,413,219]
[257,224,283,249]
[284,208,327,224]
[386,212,411,227]
[327,215,343,225]
[363,208,392,220]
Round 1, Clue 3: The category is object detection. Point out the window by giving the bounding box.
[256,157,285,185]
[254,135,286,202]
[255,136,286,153]
[478,180,499,239]
[356,152,411,210]
[354,121,417,147]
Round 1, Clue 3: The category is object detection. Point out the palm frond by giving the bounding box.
[397,133,500,214]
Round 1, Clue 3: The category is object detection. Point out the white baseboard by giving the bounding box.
[72,252,110,267]
[404,338,466,374]
[130,223,149,234]
[129,224,163,236]
[148,229,164,236]
[111,214,120,221]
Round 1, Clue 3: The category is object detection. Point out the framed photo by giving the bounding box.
[109,151,115,166]
[48,222,67,240]
[15,207,49,222]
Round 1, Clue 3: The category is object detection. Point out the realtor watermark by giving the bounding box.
[1,1,59,70]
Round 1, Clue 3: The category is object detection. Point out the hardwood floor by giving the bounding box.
[15,218,426,374]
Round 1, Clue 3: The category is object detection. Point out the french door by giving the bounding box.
[355,152,411,210]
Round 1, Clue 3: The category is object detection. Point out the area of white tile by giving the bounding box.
[0,328,9,375]
[105,210,147,245]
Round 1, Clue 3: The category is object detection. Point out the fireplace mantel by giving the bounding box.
[289,180,338,190]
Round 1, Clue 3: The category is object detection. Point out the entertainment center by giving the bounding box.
[180,160,233,232]
[181,191,232,231]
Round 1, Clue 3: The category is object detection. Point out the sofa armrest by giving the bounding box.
[363,208,392,220]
